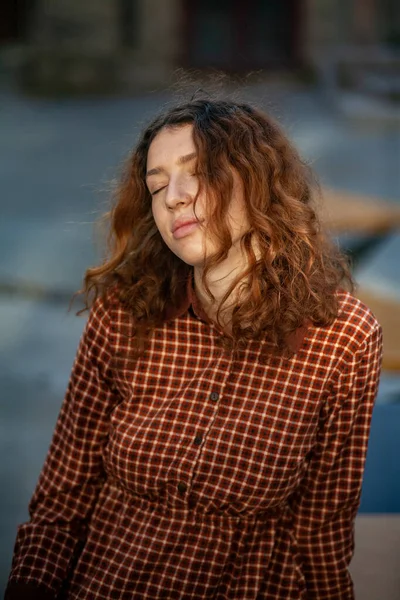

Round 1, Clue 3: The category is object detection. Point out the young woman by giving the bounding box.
[6,98,382,599]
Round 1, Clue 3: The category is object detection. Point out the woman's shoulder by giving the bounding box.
[86,287,133,333]
[335,288,380,337]
[325,288,381,357]
[304,289,381,360]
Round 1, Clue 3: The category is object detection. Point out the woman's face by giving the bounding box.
[146,124,250,268]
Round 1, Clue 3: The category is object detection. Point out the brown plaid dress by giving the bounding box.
[6,278,382,599]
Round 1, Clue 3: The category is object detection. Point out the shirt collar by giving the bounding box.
[163,270,308,353]
[164,269,211,324]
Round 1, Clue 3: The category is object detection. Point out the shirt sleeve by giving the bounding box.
[6,297,120,599]
[289,322,383,600]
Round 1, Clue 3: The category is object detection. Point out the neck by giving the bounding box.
[194,267,239,313]
[193,253,250,326]
[193,234,262,327]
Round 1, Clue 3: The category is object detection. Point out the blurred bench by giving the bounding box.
[319,190,400,372]
[356,288,400,372]
[320,188,400,235]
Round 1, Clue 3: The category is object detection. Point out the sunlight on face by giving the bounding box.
[146,124,251,270]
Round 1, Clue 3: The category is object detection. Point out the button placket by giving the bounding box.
[171,354,232,503]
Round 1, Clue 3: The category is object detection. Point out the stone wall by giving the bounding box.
[16,0,395,94]
[20,0,182,94]
[21,0,121,94]
[120,0,182,89]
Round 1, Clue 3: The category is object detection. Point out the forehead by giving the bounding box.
[147,124,195,167]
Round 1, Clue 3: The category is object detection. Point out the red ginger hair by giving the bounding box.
[78,98,352,355]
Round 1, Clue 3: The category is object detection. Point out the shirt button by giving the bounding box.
[177,482,187,494]
[210,392,219,402]
[194,434,203,446]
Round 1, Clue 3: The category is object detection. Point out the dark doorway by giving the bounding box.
[182,0,303,71]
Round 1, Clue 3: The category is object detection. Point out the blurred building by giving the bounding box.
[0,0,399,94]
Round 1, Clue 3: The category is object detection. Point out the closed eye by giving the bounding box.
[150,186,167,196]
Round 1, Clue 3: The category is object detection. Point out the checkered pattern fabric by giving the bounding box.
[6,279,382,599]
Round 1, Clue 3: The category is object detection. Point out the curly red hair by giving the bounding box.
[79,97,352,355]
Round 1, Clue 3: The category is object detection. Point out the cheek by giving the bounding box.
[229,175,248,225]
[151,202,164,233]
[228,200,249,233]
[192,193,206,220]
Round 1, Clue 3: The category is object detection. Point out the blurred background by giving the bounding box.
[0,1,399,598]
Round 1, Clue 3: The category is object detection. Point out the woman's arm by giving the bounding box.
[289,323,383,600]
[5,297,119,599]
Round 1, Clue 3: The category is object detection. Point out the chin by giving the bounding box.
[170,244,205,268]
[178,255,205,268]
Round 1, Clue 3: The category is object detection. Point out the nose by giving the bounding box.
[164,176,193,210]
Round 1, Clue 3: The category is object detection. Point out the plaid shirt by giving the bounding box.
[7,276,382,600]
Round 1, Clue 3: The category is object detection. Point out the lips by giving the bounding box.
[171,217,202,240]
[171,217,199,234]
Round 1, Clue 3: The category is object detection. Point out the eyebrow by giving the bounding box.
[146,152,197,178]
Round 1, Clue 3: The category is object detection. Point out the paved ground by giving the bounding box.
[350,515,400,599]
[1,78,399,596]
